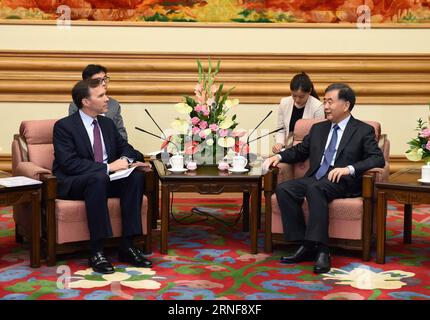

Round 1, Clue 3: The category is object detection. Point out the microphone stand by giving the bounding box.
[144,109,169,162]
[240,127,284,158]
[243,110,273,163]
[135,127,180,162]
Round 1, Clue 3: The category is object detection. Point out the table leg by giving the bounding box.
[242,192,249,232]
[160,184,169,254]
[264,190,272,253]
[376,191,387,264]
[250,185,258,254]
[404,204,412,244]
[30,191,40,268]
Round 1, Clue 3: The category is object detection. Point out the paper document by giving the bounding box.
[143,150,162,156]
[109,166,137,181]
[0,176,42,187]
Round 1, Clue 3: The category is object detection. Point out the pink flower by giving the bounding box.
[194,105,203,113]
[194,83,203,94]
[211,85,218,93]
[426,140,430,150]
[199,121,208,129]
[219,129,229,137]
[199,130,207,139]
[232,129,247,138]
[192,127,201,135]
[420,128,430,138]
[191,117,200,125]
[203,110,210,117]
[206,98,215,106]
[209,124,219,132]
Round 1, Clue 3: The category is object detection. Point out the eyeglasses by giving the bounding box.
[92,76,110,84]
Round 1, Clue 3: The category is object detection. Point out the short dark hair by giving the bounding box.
[72,79,101,109]
[325,83,356,111]
[290,72,319,100]
[82,64,108,80]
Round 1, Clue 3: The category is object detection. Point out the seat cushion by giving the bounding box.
[271,194,363,240]
[55,196,148,244]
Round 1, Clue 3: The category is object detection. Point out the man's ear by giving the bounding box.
[82,97,90,108]
[344,101,350,111]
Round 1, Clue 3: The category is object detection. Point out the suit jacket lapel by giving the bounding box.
[316,121,332,163]
[335,116,358,162]
[73,112,94,159]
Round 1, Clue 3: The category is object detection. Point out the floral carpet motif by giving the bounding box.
[0,199,429,300]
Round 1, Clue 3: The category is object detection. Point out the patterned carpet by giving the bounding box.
[0,198,429,300]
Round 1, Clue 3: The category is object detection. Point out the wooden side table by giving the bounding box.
[0,175,41,268]
[375,168,430,264]
[153,160,275,254]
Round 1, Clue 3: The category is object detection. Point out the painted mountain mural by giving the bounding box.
[0,0,429,23]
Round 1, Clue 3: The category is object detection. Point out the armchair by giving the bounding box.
[12,119,156,266]
[264,118,390,261]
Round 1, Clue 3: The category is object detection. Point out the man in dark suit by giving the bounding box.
[264,83,385,274]
[53,79,152,274]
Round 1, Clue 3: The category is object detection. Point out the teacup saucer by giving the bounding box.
[417,178,430,185]
[168,168,188,173]
[228,168,249,173]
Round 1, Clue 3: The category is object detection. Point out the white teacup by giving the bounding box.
[232,155,248,170]
[169,154,184,170]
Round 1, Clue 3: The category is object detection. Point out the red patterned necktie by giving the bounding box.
[92,119,103,163]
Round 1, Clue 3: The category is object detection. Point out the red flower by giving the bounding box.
[184,141,199,155]
[160,135,173,150]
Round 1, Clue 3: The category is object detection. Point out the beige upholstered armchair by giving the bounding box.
[12,119,156,266]
[265,118,390,261]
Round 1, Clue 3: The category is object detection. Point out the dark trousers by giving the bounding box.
[275,175,348,245]
[58,170,145,242]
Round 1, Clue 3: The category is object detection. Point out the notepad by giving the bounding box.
[109,166,137,181]
[0,176,42,187]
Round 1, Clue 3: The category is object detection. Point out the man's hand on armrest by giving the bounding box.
[15,162,51,180]
[263,154,282,171]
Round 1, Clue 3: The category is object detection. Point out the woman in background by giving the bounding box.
[273,72,324,153]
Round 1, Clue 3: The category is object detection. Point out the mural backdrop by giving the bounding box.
[0,0,429,24]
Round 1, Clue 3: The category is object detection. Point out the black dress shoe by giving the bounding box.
[313,251,331,274]
[118,247,153,268]
[280,245,317,264]
[88,252,115,274]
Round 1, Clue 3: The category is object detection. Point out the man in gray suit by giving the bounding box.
[69,64,128,141]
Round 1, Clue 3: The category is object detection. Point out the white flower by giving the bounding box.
[206,139,214,146]
[174,102,192,114]
[171,118,189,134]
[224,99,239,109]
[67,267,161,290]
[405,147,424,161]
[218,137,235,148]
[322,267,415,290]
[219,117,234,129]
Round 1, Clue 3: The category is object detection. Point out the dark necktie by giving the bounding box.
[315,124,340,180]
[92,119,103,163]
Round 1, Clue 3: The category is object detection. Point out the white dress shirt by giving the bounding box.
[79,110,109,173]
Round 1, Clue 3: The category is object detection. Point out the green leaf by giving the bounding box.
[176,265,205,275]
[197,60,203,83]
[210,272,230,280]
[184,95,197,107]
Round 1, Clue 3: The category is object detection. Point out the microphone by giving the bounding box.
[145,109,166,138]
[135,127,180,154]
[246,110,273,146]
[240,127,284,157]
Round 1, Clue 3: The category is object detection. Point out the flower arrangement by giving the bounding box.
[162,59,247,164]
[405,118,430,163]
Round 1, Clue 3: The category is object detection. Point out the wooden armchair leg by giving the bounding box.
[15,225,24,243]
